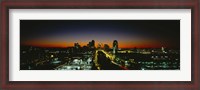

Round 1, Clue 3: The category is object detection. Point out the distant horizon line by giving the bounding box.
[20,45,180,49]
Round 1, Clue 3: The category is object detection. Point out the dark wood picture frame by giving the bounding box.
[0,0,199,90]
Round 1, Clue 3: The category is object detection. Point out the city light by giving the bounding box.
[20,20,180,70]
[20,40,180,70]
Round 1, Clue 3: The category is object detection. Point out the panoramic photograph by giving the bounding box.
[20,20,180,70]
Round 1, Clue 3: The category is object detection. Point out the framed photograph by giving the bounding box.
[0,0,199,90]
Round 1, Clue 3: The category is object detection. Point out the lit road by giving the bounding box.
[94,49,128,70]
[94,50,101,70]
[100,50,128,70]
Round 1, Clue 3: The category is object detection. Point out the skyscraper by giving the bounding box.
[113,40,118,54]
[104,44,110,51]
[88,40,95,49]
[74,43,80,49]
[91,40,95,48]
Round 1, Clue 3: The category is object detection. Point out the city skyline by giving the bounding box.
[20,20,180,49]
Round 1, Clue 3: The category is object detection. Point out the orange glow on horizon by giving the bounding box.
[23,41,67,48]
[22,40,164,48]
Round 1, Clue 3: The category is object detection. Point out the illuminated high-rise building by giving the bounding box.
[113,40,118,54]
[88,40,95,49]
[113,40,118,49]
[74,43,80,49]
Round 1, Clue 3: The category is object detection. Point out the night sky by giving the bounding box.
[20,20,180,49]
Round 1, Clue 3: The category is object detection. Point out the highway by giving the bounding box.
[94,49,128,70]
[94,50,101,70]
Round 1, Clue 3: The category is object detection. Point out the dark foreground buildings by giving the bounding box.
[20,40,180,70]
